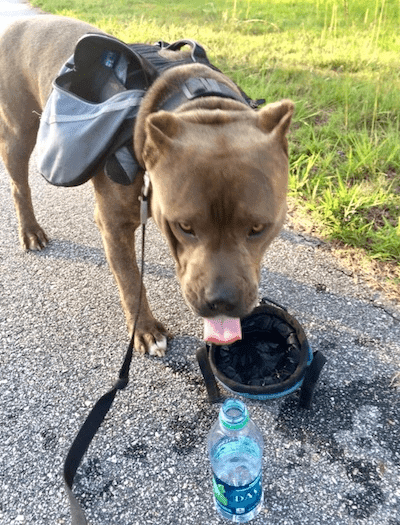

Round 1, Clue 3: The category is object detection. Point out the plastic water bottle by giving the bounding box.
[96,50,125,103]
[207,399,264,522]
[101,50,119,68]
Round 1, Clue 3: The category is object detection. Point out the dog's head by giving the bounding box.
[141,99,294,319]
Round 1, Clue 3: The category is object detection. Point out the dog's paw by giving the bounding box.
[20,225,48,251]
[133,321,170,357]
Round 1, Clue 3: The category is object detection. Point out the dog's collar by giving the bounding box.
[158,76,250,112]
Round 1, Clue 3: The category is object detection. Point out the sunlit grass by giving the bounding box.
[32,0,400,274]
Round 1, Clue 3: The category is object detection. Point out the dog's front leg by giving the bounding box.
[92,171,169,356]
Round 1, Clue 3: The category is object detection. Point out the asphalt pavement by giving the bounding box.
[1,5,400,525]
[0,0,42,32]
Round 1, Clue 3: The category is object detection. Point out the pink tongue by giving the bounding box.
[204,316,242,345]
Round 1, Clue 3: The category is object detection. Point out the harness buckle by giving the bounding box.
[139,171,151,225]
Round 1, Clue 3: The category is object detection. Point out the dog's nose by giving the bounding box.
[205,283,238,315]
[207,299,235,314]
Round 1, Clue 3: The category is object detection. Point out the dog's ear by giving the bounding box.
[257,99,294,137]
[143,112,181,167]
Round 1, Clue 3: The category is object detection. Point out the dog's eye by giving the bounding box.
[178,222,196,236]
[248,224,266,237]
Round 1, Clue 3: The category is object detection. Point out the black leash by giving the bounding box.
[63,173,151,525]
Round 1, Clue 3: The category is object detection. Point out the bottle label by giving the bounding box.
[213,473,262,516]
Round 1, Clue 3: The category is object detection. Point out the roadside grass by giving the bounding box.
[32,0,400,294]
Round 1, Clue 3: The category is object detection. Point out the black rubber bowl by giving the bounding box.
[197,299,326,407]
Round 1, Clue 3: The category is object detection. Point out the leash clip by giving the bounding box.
[140,171,151,225]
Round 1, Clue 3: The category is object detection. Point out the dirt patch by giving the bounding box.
[286,198,400,302]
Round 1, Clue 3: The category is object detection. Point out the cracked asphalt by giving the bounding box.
[1,5,400,525]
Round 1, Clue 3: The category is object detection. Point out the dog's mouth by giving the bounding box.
[182,282,257,344]
[203,316,242,345]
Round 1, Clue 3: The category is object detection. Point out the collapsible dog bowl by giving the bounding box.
[196,298,326,409]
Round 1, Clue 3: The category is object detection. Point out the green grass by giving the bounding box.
[32,0,400,272]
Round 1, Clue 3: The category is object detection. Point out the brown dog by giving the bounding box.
[0,16,293,356]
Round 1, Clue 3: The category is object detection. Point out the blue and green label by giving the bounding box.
[212,473,262,516]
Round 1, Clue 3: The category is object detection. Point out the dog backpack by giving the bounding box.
[36,34,256,187]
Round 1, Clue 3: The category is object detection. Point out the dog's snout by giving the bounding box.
[207,299,235,314]
[205,282,238,315]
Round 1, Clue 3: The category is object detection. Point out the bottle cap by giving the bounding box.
[219,398,249,430]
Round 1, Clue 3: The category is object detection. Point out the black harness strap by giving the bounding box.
[129,39,211,74]
[160,76,249,111]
